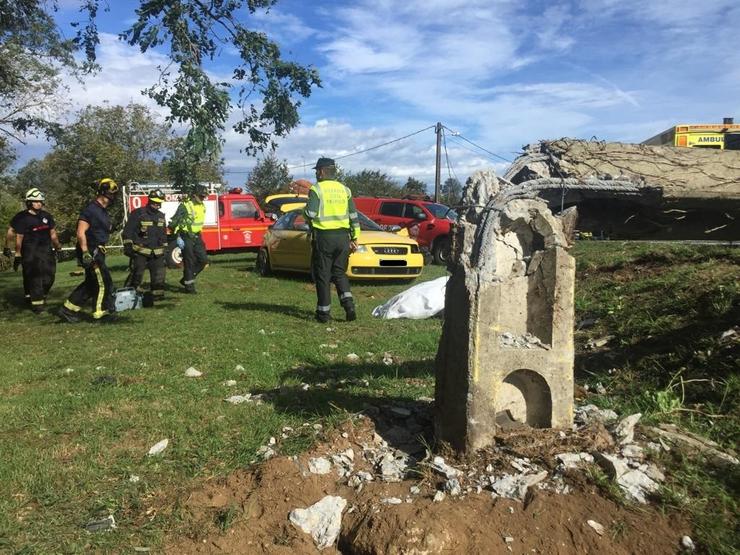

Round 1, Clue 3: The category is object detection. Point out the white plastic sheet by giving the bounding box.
[372,276,449,319]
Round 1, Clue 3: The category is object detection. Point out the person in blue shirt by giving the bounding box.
[58,178,119,323]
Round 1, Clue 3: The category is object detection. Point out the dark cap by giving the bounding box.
[313,157,335,170]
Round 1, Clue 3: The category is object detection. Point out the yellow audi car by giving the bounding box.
[256,210,424,280]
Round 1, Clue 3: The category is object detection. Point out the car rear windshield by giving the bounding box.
[426,203,457,220]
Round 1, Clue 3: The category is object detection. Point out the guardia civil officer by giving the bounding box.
[303,157,360,323]
[122,188,167,305]
[170,185,209,294]
[58,178,119,323]
[3,188,61,313]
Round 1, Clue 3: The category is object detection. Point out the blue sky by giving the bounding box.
[16,0,740,188]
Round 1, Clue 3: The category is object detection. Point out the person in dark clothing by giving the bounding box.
[303,157,360,323]
[58,178,119,323]
[3,188,62,313]
[122,188,167,305]
[169,185,209,294]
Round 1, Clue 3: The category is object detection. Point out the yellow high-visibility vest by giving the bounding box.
[308,180,351,230]
[174,200,205,234]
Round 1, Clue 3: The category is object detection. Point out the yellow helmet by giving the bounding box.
[148,189,165,204]
[97,178,119,198]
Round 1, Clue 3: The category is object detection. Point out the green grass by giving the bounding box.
[0,253,445,552]
[0,242,737,553]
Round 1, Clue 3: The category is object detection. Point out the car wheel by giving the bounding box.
[432,237,450,265]
[165,242,183,269]
[256,248,272,276]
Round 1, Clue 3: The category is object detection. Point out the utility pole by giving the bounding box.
[434,122,442,202]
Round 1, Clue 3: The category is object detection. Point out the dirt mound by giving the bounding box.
[165,413,690,554]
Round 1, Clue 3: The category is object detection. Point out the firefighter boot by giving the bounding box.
[342,301,356,322]
[58,305,80,323]
[315,310,331,323]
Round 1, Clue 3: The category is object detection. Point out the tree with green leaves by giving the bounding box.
[0,0,79,143]
[82,0,320,190]
[402,177,427,197]
[343,170,401,197]
[441,177,462,206]
[245,153,292,201]
[2,1,321,191]
[14,103,182,234]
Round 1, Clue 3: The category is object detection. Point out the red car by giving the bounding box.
[353,196,457,264]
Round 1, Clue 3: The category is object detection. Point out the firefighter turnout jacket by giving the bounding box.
[123,204,167,256]
[171,199,205,235]
[304,180,360,240]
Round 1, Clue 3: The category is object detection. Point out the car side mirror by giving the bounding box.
[414,212,427,221]
[389,225,402,232]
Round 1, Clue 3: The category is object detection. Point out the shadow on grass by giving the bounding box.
[248,360,436,454]
[217,300,314,320]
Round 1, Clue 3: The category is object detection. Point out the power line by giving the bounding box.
[287,124,436,169]
[445,135,506,165]
[442,125,511,163]
[222,125,436,174]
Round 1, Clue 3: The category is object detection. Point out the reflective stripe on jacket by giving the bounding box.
[305,180,360,239]
[173,200,206,234]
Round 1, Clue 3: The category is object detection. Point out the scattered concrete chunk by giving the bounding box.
[430,456,462,479]
[556,452,594,469]
[621,444,644,460]
[433,491,446,502]
[615,413,642,444]
[346,353,360,363]
[222,379,237,387]
[681,535,695,552]
[377,452,408,482]
[224,394,252,404]
[587,520,605,536]
[309,457,332,475]
[184,367,202,378]
[147,438,169,456]
[574,404,618,425]
[444,478,462,496]
[84,515,116,533]
[381,497,402,505]
[647,424,739,468]
[289,495,347,550]
[618,469,659,503]
[596,453,630,479]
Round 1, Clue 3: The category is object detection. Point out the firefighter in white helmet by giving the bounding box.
[3,188,62,313]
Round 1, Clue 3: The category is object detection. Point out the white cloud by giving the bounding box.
[63,33,168,120]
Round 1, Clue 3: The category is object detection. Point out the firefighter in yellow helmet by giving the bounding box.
[58,178,119,323]
[169,185,209,293]
[3,188,62,313]
[303,157,360,322]
[122,188,168,305]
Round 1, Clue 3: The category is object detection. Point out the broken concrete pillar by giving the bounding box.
[435,170,575,452]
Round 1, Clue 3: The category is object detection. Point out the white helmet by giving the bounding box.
[25,188,45,202]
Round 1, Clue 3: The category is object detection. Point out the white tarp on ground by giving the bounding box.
[372,276,449,319]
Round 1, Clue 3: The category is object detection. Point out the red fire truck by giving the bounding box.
[124,182,273,267]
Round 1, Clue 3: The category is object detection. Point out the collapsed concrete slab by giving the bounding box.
[503,139,740,240]
[435,170,575,452]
